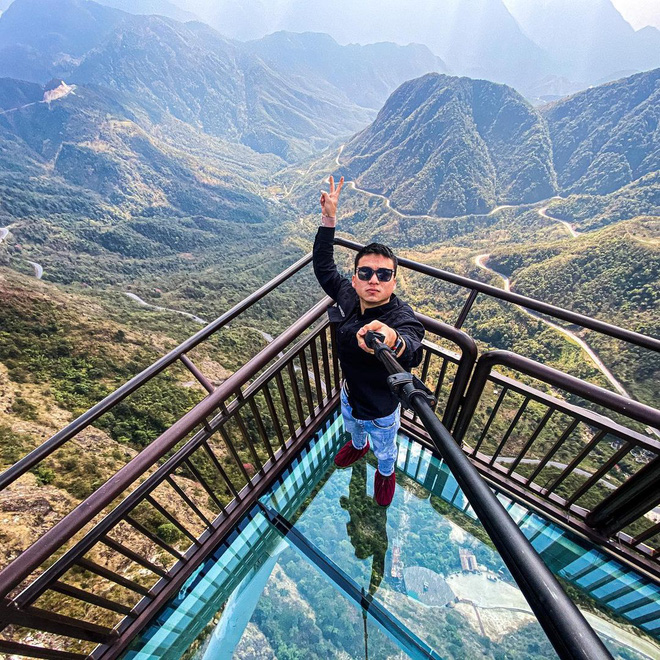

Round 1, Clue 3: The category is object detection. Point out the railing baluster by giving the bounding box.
[145,495,200,545]
[632,521,660,547]
[329,324,341,390]
[287,361,306,427]
[309,338,325,404]
[319,328,333,399]
[544,429,609,495]
[76,558,152,597]
[262,382,286,449]
[248,397,276,462]
[50,580,135,616]
[432,356,449,414]
[100,536,168,578]
[124,515,184,560]
[217,425,252,484]
[166,475,213,527]
[179,354,214,394]
[506,407,555,476]
[411,350,433,425]
[472,385,508,454]
[454,288,478,329]
[181,458,227,513]
[2,604,115,644]
[490,397,530,466]
[275,371,297,438]
[419,349,432,383]
[200,441,241,499]
[298,350,316,417]
[231,408,264,471]
[0,639,88,659]
[566,442,631,507]
[526,419,581,485]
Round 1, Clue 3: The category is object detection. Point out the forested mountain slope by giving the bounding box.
[0,0,374,160]
[341,73,557,217]
[542,68,660,195]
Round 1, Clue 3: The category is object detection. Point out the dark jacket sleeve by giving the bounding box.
[394,307,425,369]
[313,226,354,304]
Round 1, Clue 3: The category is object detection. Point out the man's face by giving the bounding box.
[352,254,397,309]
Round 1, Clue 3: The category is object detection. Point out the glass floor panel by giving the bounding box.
[124,410,660,660]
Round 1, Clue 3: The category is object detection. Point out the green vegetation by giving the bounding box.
[341,74,557,216]
[543,68,660,195]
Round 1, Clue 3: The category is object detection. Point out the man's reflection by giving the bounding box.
[340,460,390,598]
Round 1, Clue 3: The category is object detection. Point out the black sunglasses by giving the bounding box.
[356,266,395,282]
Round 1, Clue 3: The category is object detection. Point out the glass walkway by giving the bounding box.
[123,411,660,660]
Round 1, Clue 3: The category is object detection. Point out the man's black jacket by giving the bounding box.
[313,226,424,420]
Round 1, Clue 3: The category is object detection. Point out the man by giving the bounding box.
[313,175,424,506]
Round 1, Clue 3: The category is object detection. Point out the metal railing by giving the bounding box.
[364,331,612,660]
[453,350,660,578]
[0,295,478,659]
[0,242,658,658]
[0,300,338,659]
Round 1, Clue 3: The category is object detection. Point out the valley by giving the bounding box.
[0,1,658,658]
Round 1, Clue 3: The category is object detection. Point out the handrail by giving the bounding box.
[335,236,660,353]
[453,350,660,442]
[0,297,331,602]
[0,253,314,491]
[364,333,613,660]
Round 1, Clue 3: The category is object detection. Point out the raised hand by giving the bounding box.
[320,175,344,223]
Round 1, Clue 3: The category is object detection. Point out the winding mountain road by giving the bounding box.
[474,253,631,398]
[538,200,579,237]
[1,225,44,278]
[124,292,208,325]
[332,145,653,420]
[28,261,43,279]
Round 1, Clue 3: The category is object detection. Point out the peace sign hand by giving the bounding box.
[320,175,344,222]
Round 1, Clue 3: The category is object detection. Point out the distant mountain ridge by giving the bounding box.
[341,73,557,217]
[0,0,376,160]
[504,0,660,84]
[244,31,448,111]
[184,0,548,91]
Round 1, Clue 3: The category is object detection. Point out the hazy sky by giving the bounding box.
[611,0,660,30]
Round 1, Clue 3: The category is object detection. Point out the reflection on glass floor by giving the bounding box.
[124,410,660,660]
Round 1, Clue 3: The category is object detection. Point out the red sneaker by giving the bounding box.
[334,439,370,468]
[374,471,396,507]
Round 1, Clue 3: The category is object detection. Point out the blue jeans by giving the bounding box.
[340,386,400,477]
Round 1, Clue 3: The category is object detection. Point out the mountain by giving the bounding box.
[95,0,197,22]
[0,77,42,109]
[0,0,124,81]
[485,218,659,402]
[0,0,196,20]
[504,0,660,84]
[178,0,549,91]
[542,68,660,195]
[340,73,557,217]
[0,0,373,160]
[548,173,660,232]
[244,31,448,111]
[70,17,371,160]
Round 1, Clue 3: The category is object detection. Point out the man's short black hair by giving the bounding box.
[354,243,398,274]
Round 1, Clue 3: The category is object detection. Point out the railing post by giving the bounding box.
[454,288,478,329]
[586,457,660,536]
